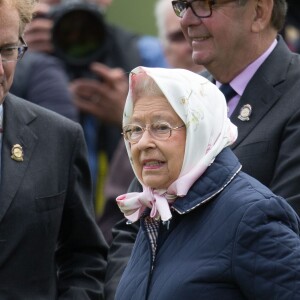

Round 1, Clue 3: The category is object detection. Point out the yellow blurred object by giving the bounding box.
[95,150,109,217]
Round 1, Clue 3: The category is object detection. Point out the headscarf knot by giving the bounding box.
[116,187,174,223]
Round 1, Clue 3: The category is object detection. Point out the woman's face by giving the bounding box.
[130,95,186,189]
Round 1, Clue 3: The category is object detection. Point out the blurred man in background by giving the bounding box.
[155,0,204,73]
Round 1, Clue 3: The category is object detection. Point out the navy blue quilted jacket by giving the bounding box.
[115,147,300,300]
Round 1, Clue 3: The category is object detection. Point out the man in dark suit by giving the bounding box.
[0,1,107,298]
[105,0,300,299]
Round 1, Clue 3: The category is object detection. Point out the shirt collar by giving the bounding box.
[217,39,278,96]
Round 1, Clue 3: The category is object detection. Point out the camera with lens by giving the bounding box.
[47,0,109,79]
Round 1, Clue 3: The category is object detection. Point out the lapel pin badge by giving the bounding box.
[11,144,24,162]
[238,104,252,121]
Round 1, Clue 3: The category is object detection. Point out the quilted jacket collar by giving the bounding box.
[172,147,241,215]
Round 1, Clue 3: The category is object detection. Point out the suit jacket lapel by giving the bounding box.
[0,94,38,222]
[230,75,281,149]
[230,36,291,149]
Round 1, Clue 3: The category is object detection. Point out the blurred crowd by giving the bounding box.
[9,0,300,244]
[15,0,208,243]
[7,0,300,242]
[3,0,300,298]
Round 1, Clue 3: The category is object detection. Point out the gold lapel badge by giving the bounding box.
[11,144,24,162]
[238,104,252,121]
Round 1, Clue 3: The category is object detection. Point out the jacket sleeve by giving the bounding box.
[233,196,300,299]
[270,104,300,215]
[104,177,141,300]
[56,123,108,300]
[11,52,79,122]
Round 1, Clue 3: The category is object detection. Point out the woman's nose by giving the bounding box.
[136,129,156,150]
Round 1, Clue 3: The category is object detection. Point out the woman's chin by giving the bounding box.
[142,177,169,190]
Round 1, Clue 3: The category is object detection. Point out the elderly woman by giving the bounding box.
[115,67,300,300]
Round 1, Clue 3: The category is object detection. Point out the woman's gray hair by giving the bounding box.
[130,71,164,103]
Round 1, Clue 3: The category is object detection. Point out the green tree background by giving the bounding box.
[106,0,158,36]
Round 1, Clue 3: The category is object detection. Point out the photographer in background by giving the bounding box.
[25,0,167,213]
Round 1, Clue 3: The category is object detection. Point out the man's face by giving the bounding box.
[0,2,20,104]
[179,0,258,78]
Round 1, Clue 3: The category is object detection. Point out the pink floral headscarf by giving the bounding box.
[117,67,237,224]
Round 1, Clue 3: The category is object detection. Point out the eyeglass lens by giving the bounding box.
[0,37,27,63]
[172,0,213,18]
[124,123,173,143]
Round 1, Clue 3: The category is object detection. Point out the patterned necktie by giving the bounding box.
[219,84,237,102]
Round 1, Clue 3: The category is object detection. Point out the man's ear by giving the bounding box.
[251,0,273,33]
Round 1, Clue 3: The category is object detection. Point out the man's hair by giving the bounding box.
[271,0,288,31]
[0,0,38,35]
[161,0,288,34]
[237,0,287,32]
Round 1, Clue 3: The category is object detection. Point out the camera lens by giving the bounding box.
[52,3,107,67]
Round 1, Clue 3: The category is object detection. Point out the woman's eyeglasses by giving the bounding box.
[122,122,185,144]
[0,36,28,63]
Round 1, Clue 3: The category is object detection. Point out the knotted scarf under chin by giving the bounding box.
[116,186,176,224]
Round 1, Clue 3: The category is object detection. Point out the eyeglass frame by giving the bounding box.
[122,122,185,144]
[0,36,28,63]
[172,0,238,19]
